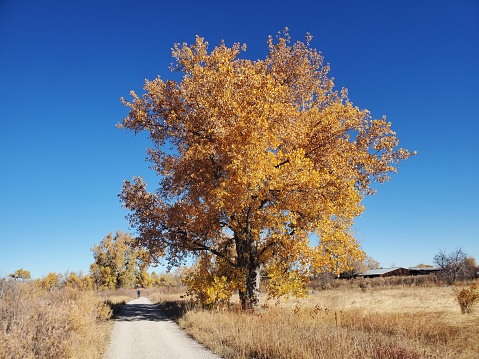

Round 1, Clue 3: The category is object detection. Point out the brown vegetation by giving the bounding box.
[3,272,477,358]
[454,284,479,314]
[0,278,113,359]
[157,280,479,359]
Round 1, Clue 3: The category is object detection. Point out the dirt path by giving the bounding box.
[103,297,222,359]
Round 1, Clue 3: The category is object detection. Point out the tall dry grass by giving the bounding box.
[0,278,112,359]
[173,283,479,359]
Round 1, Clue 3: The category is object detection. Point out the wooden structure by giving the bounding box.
[359,267,410,278]
[357,267,441,278]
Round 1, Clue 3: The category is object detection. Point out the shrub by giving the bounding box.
[454,284,479,314]
[0,279,111,358]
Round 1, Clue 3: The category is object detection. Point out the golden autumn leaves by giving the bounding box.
[119,30,414,310]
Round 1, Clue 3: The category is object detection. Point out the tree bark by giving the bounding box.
[238,260,260,311]
[235,219,261,311]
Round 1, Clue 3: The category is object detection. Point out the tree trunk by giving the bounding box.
[239,262,261,311]
[235,222,261,311]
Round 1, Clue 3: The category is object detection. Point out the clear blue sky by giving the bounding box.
[1,0,478,279]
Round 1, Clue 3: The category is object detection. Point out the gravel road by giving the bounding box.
[103,297,222,359]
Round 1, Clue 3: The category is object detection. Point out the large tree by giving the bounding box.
[119,30,414,310]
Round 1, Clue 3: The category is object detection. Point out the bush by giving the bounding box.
[0,279,111,358]
[454,284,479,314]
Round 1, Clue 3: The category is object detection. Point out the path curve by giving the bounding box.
[103,297,222,359]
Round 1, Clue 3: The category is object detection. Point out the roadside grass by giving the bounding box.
[97,288,135,318]
[0,278,112,359]
[2,277,477,358]
[160,282,479,359]
[0,278,188,358]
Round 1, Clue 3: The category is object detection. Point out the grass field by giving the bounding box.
[2,278,477,358]
[164,283,479,359]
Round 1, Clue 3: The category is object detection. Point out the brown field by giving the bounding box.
[0,279,130,359]
[164,282,479,359]
[2,278,477,358]
[0,281,187,358]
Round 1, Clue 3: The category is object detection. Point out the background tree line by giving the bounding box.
[8,239,477,295]
[89,231,182,289]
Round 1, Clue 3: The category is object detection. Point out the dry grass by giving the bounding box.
[97,287,135,318]
[4,277,475,358]
[170,283,479,359]
[0,278,112,359]
[148,285,188,303]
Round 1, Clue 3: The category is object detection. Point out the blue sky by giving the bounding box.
[1,0,478,279]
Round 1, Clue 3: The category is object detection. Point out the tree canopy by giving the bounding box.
[90,231,151,289]
[118,29,414,310]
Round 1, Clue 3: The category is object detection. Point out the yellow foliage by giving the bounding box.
[182,253,242,309]
[90,231,150,289]
[139,270,154,288]
[265,260,309,300]
[64,272,92,290]
[41,272,60,290]
[119,29,414,309]
[8,268,31,280]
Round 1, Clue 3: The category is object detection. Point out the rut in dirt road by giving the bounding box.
[103,297,222,359]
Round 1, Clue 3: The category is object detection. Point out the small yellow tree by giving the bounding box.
[182,252,243,309]
[8,268,31,281]
[64,272,92,290]
[41,272,60,290]
[119,29,414,310]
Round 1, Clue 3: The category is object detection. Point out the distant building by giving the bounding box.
[358,267,409,278]
[357,267,440,278]
[407,267,440,276]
